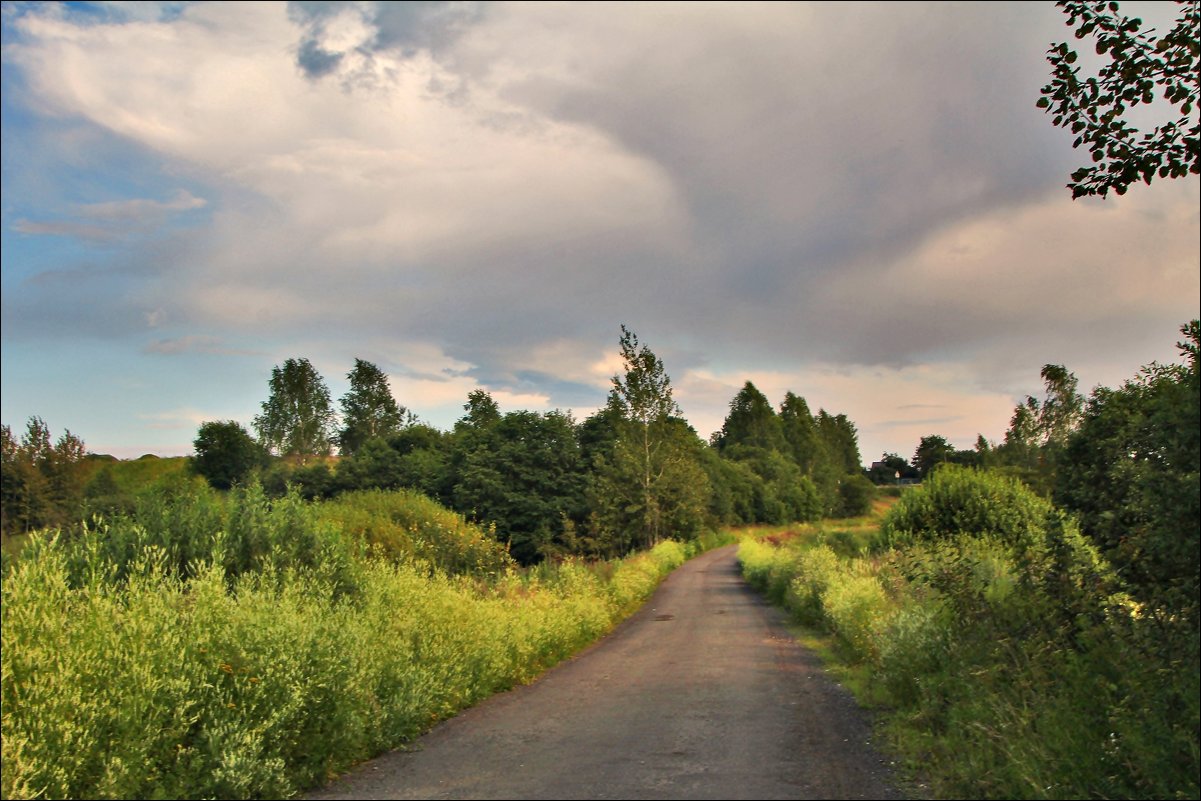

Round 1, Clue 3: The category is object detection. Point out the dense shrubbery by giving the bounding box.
[739,469,1199,799]
[1,479,724,799]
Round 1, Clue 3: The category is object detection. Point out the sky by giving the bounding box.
[2,1,1198,465]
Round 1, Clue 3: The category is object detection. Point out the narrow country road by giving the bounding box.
[306,544,908,800]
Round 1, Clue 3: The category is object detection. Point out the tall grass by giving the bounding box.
[1,484,716,799]
[738,468,1200,799]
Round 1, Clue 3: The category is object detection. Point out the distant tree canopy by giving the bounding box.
[192,420,267,490]
[254,358,337,458]
[912,434,955,478]
[338,358,408,457]
[79,331,877,561]
[714,382,785,453]
[1038,0,1200,198]
[708,380,871,521]
[1,418,88,535]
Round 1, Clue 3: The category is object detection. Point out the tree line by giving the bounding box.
[880,320,1199,618]
[0,418,88,534]
[188,326,874,564]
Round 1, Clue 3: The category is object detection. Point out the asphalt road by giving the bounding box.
[306,544,907,800]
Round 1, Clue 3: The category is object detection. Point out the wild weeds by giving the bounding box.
[1,485,715,799]
[737,468,1200,799]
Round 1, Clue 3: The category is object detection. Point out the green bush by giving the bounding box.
[316,489,513,577]
[874,598,949,708]
[820,572,891,661]
[879,465,1052,551]
[784,545,840,626]
[738,499,1198,799]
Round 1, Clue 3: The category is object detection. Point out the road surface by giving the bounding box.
[307,544,908,800]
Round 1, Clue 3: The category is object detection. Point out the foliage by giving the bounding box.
[451,409,587,565]
[589,417,711,555]
[0,485,721,800]
[192,420,268,491]
[1,418,89,536]
[878,465,1096,563]
[713,381,786,453]
[609,325,680,427]
[866,452,913,485]
[1055,319,1200,622]
[778,392,823,476]
[253,358,337,458]
[337,358,408,457]
[590,327,710,551]
[316,489,513,576]
[836,473,877,518]
[738,488,1199,799]
[1038,0,1201,197]
[911,434,954,478]
[807,411,856,479]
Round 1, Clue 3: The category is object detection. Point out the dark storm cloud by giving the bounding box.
[296,37,342,79]
[288,1,483,79]
[316,1,1080,378]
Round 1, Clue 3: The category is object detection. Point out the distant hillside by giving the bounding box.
[83,454,192,492]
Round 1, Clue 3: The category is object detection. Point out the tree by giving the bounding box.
[338,358,407,456]
[192,420,267,490]
[779,392,823,476]
[1054,320,1200,621]
[610,325,680,426]
[912,434,955,478]
[253,358,337,458]
[455,389,500,431]
[591,326,709,551]
[453,410,587,564]
[867,452,911,484]
[816,410,862,476]
[1037,0,1200,198]
[590,417,710,554]
[714,381,786,453]
[995,364,1084,479]
[0,417,88,534]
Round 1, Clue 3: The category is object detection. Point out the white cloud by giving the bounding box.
[79,189,206,221]
[3,2,1197,462]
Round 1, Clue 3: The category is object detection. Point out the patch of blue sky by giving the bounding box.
[2,98,214,290]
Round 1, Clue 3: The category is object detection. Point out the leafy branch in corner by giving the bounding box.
[1037,0,1200,198]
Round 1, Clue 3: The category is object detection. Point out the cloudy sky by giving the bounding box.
[2,1,1198,464]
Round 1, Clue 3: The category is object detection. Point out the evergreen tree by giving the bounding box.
[779,392,823,476]
[0,417,88,534]
[912,434,955,478]
[715,381,785,453]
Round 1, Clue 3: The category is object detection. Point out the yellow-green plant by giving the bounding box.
[2,491,720,799]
